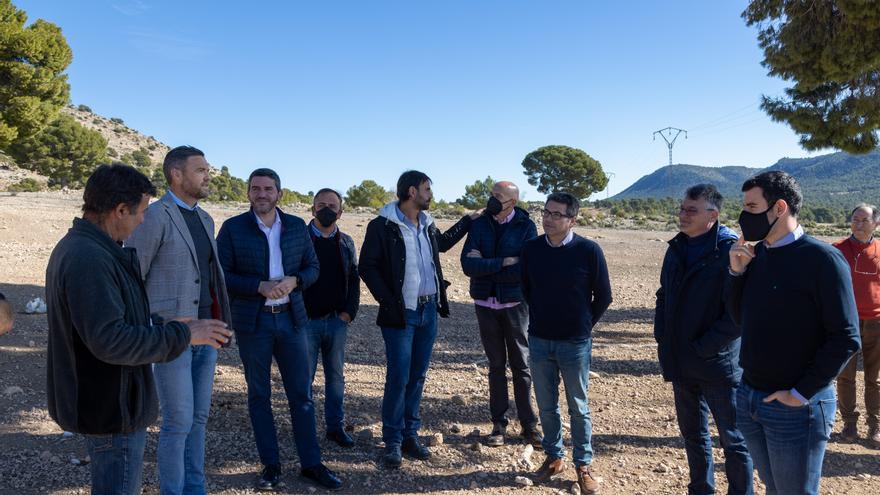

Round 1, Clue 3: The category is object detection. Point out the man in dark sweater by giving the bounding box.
[461,180,541,448]
[521,192,612,495]
[303,188,360,448]
[655,184,752,495]
[727,171,860,495]
[46,164,230,495]
[126,146,233,495]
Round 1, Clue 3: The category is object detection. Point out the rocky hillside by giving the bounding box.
[62,105,169,167]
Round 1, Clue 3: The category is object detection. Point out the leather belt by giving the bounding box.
[417,294,436,305]
[261,303,291,313]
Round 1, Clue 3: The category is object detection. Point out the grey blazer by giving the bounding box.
[126,193,232,325]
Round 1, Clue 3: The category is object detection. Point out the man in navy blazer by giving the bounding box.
[217,168,342,491]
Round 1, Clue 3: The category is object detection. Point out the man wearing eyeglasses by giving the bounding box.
[521,192,612,495]
[833,203,880,448]
[461,181,542,449]
[655,184,753,495]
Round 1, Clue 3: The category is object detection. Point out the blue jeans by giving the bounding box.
[84,429,147,495]
[381,299,438,447]
[237,312,322,469]
[673,381,753,495]
[736,382,836,495]
[529,335,593,466]
[305,315,348,433]
[153,345,217,495]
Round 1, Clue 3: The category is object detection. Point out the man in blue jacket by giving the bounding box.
[217,169,342,491]
[655,184,752,495]
[461,181,541,448]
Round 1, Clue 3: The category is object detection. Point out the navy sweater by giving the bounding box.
[725,234,861,399]
[521,234,612,340]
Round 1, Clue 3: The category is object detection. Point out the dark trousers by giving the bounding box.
[672,381,753,495]
[236,312,322,469]
[837,318,880,427]
[474,303,537,430]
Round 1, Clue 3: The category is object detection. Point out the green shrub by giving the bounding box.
[77,104,92,113]
[7,178,41,192]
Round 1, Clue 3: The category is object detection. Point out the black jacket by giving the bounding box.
[46,218,190,434]
[460,207,537,303]
[654,222,742,385]
[359,203,472,328]
[306,222,360,320]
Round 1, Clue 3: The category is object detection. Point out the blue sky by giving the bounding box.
[17,0,821,201]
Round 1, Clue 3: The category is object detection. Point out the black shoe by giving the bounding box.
[522,428,544,450]
[257,464,283,491]
[327,429,355,448]
[486,423,506,447]
[300,463,343,491]
[383,445,402,469]
[401,436,431,460]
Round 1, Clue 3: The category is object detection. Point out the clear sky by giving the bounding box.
[16,0,822,202]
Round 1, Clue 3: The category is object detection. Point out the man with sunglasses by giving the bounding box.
[833,203,880,448]
[521,192,612,495]
[655,184,752,495]
[461,181,542,448]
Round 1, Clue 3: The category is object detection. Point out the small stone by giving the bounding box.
[450,423,462,434]
[28,340,35,348]
[39,450,52,461]
[308,487,316,493]
[356,429,373,443]
[513,476,533,486]
[4,386,23,395]
[654,462,670,473]
[470,428,481,437]
[427,432,444,446]
[469,480,479,490]
[588,370,601,379]
[470,442,482,452]
[451,395,467,406]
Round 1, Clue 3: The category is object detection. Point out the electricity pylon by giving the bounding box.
[653,127,687,166]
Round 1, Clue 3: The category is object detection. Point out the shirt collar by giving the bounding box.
[253,209,280,229]
[850,234,875,245]
[167,189,197,211]
[495,208,516,225]
[395,205,425,229]
[310,220,338,238]
[546,229,575,247]
[766,224,804,249]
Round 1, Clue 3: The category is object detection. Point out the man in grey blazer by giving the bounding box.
[127,146,232,495]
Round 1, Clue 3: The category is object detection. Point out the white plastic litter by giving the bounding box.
[25,297,47,314]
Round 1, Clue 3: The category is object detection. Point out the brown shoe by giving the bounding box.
[533,455,565,482]
[576,465,600,495]
[869,425,880,449]
[840,422,858,442]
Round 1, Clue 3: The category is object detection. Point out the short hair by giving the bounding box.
[247,168,281,192]
[685,183,724,210]
[396,170,431,202]
[82,164,156,215]
[850,203,880,222]
[162,145,204,184]
[313,188,343,206]
[546,192,580,218]
[741,171,803,217]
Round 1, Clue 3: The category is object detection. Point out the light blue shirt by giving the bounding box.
[254,209,289,305]
[309,221,338,239]
[395,206,437,297]
[167,189,197,211]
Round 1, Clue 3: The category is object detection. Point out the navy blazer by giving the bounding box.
[217,208,319,332]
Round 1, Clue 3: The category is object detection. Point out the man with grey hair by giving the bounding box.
[834,203,880,448]
[655,184,753,494]
[461,181,541,448]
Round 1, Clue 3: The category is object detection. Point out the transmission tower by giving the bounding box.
[653,127,687,165]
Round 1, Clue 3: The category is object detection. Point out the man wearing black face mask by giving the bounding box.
[461,181,542,448]
[303,188,360,448]
[726,171,860,495]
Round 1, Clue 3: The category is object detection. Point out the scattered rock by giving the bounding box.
[470,428,482,437]
[4,386,23,396]
[451,395,467,406]
[513,476,533,486]
[450,423,462,434]
[427,433,444,446]
[470,442,482,452]
[469,480,479,490]
[519,444,534,469]
[356,429,373,443]
[654,462,670,473]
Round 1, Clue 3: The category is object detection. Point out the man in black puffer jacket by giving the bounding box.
[461,181,541,448]
[654,184,752,495]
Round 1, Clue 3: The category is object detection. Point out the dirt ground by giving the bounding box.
[1,192,877,494]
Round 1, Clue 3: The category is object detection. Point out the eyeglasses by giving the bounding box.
[678,206,717,217]
[541,209,572,220]
[854,247,879,276]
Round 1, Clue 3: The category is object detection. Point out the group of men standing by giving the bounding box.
[44,149,612,495]
[40,147,877,495]
[656,171,875,495]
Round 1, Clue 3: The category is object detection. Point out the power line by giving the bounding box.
[653,127,687,165]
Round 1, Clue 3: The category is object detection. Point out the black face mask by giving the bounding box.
[738,205,779,242]
[315,207,338,228]
[485,196,504,217]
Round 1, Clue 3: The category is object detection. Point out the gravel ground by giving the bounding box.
[0,192,878,494]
